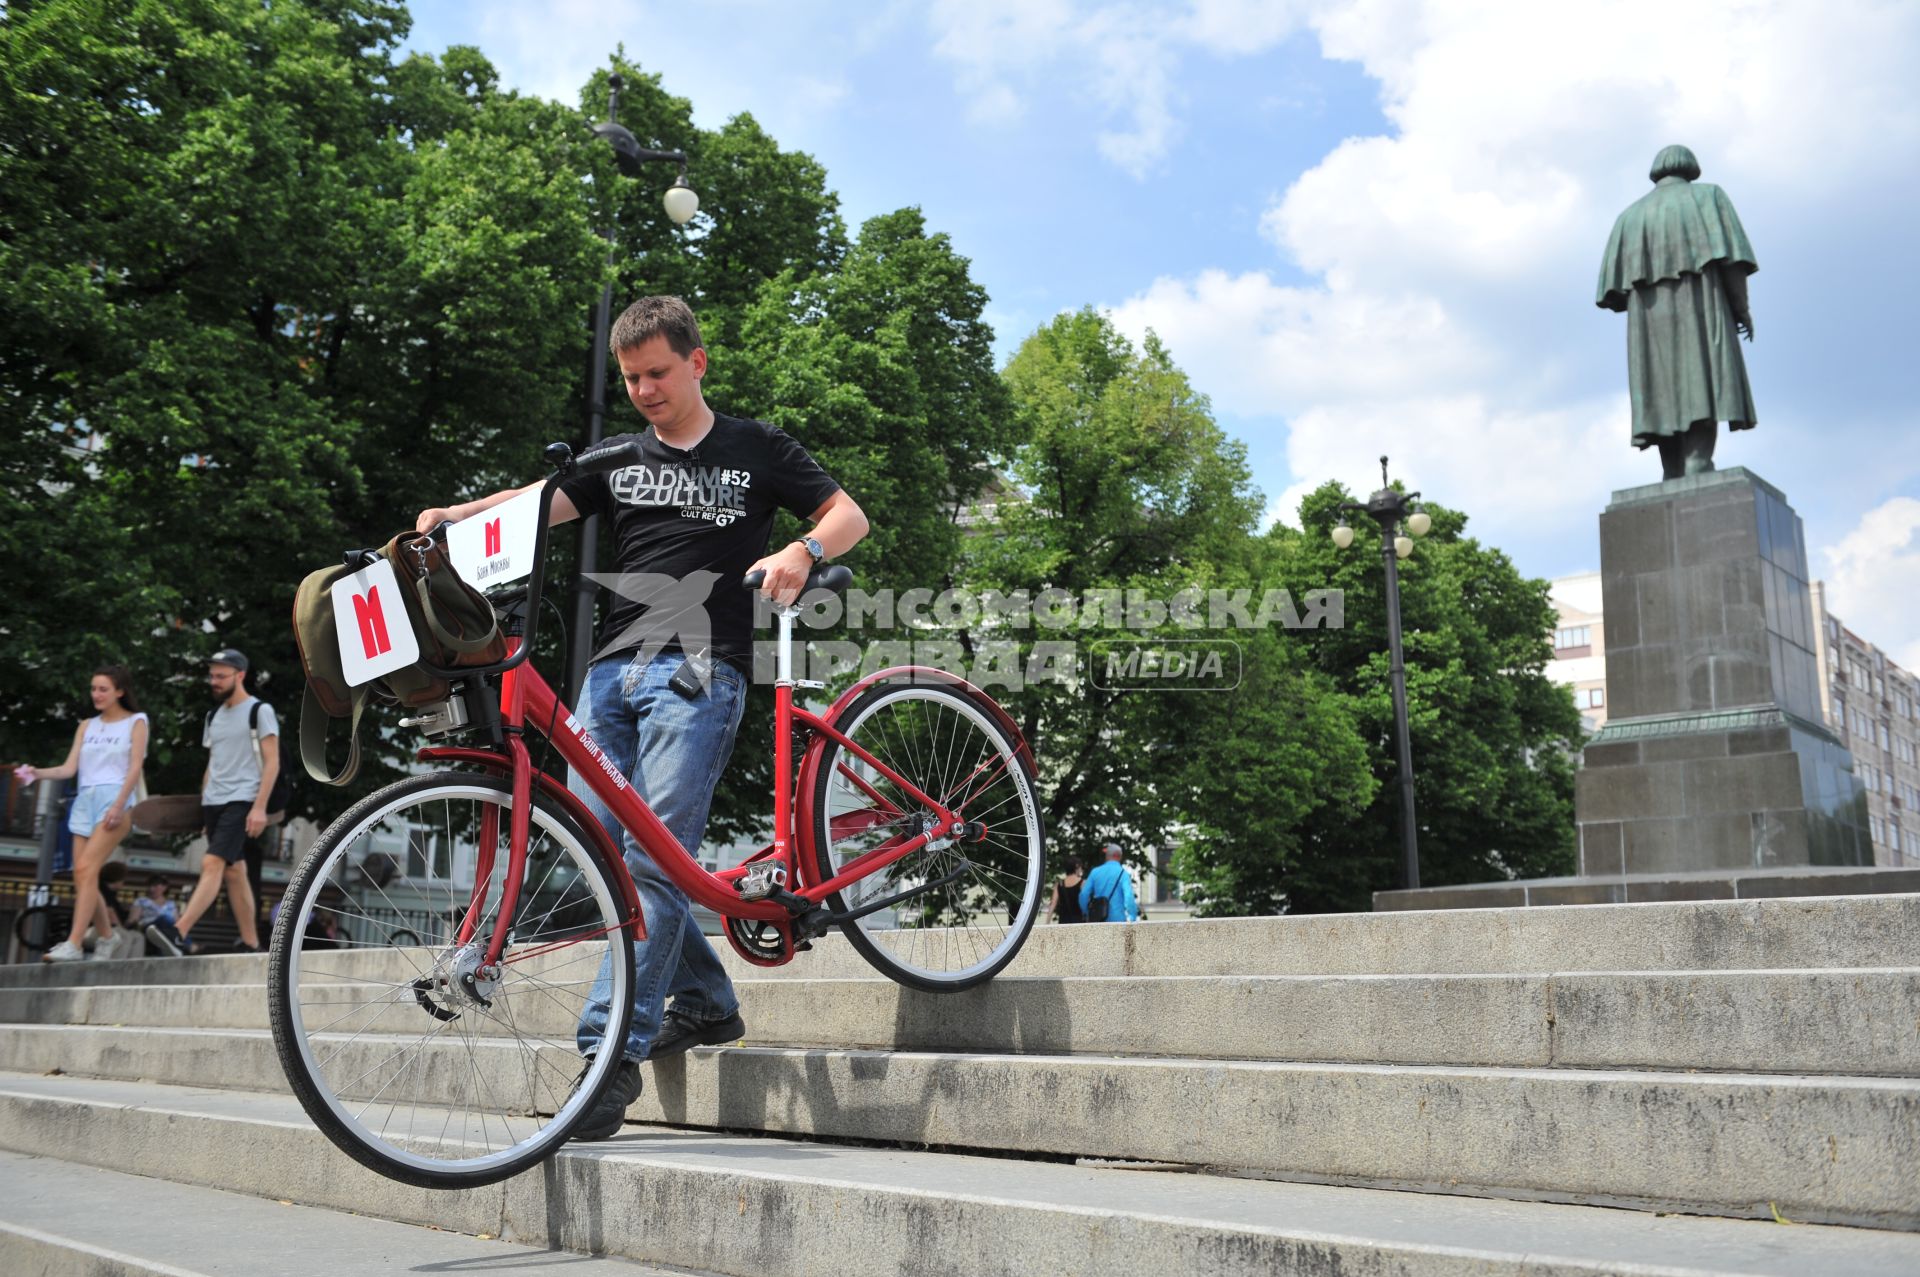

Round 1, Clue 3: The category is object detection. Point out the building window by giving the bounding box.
[1582,687,1606,708]
[1555,626,1591,650]
[1870,816,1884,843]
[1880,723,1893,749]
[1893,824,1904,853]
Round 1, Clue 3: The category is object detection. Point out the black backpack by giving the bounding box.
[204,700,292,817]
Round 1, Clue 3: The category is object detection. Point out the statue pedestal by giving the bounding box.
[1574,468,1868,871]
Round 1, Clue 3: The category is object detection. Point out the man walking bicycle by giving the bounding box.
[414,295,869,1141]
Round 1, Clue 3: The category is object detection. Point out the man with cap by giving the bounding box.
[148,648,278,956]
[1079,842,1139,924]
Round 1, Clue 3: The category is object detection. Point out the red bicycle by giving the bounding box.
[267,442,1046,1188]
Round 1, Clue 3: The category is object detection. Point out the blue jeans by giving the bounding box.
[572,651,747,1062]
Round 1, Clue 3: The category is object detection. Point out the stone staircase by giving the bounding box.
[1,894,1917,1275]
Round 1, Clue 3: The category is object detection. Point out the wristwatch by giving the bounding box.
[796,536,826,564]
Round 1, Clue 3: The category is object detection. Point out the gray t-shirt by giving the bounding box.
[202,698,279,805]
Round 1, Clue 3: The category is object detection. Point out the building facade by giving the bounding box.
[1813,583,1920,867]
[1545,572,1609,732]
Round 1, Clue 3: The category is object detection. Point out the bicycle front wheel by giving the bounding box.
[267,772,636,1188]
[807,682,1045,991]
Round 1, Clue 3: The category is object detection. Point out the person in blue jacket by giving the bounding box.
[1079,842,1138,923]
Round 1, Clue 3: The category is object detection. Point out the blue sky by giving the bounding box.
[403,1,1920,666]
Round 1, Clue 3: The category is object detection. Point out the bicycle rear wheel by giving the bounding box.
[807,682,1045,991]
[267,772,635,1188]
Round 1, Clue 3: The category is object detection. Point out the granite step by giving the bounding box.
[3,1073,1918,1277]
[0,1148,687,1276]
[2,1024,1913,1227]
[4,893,1914,989]
[5,964,1918,1075]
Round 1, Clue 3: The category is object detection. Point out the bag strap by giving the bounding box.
[411,571,497,655]
[300,680,366,786]
[245,698,265,778]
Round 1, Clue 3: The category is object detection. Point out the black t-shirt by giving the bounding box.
[559,414,841,671]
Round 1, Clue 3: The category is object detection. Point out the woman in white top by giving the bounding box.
[20,666,149,962]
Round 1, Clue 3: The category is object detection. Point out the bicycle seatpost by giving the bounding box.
[742,565,850,692]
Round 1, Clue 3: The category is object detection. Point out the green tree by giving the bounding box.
[1,2,614,797]
[961,309,1374,879]
[1162,533,1377,915]
[2,6,1025,854]
[1265,484,1584,912]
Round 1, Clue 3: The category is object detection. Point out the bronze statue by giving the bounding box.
[1596,145,1758,479]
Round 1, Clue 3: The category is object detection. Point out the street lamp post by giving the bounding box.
[1332,456,1432,890]
[567,73,700,703]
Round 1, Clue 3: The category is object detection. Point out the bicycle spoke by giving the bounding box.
[272,775,633,1185]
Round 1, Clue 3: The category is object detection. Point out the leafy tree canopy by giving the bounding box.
[0,3,1003,834]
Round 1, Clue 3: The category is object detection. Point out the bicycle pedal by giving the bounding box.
[735,861,788,901]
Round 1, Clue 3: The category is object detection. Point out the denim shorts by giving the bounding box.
[68,785,123,838]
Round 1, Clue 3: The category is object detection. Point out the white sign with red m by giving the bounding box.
[445,488,541,590]
[331,557,421,687]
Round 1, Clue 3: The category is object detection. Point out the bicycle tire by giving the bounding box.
[807,682,1045,991]
[267,771,636,1188]
[13,904,72,954]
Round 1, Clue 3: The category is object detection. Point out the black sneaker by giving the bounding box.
[229,940,264,955]
[647,1008,747,1061]
[144,923,183,958]
[567,1057,642,1142]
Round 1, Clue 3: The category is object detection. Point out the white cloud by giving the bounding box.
[1110,269,1491,407]
[927,1,1287,177]
[1822,498,1920,671]
[1188,0,1306,56]
[928,0,1077,123]
[1109,0,1920,654]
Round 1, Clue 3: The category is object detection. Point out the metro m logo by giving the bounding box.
[330,557,419,688]
[352,585,394,659]
[484,518,502,557]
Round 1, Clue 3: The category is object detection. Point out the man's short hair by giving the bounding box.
[610,296,703,358]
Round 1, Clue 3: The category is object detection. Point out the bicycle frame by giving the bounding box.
[419,637,1016,970]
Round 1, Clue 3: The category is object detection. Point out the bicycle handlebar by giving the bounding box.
[741,564,853,596]
[573,439,644,476]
